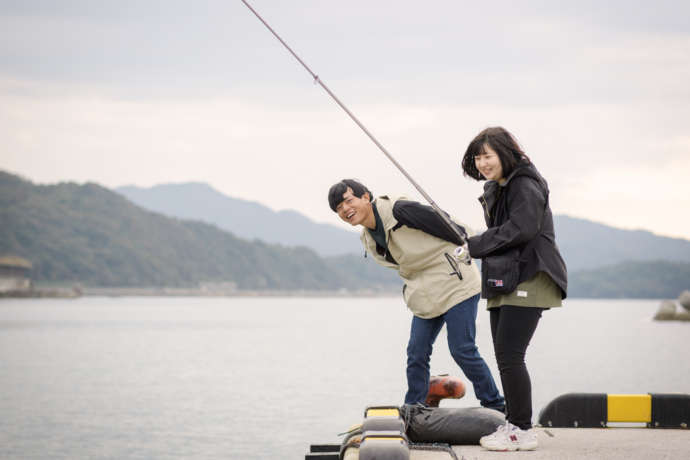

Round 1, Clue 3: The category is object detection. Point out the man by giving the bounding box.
[328,179,504,410]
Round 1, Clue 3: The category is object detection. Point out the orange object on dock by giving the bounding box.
[425,374,466,407]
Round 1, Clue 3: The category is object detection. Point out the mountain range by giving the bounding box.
[2,170,689,297]
[116,183,361,256]
[117,182,690,272]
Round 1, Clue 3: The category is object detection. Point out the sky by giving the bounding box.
[2,0,689,240]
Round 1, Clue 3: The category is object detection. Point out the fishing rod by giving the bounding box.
[240,0,468,248]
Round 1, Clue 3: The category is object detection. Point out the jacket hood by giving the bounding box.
[479,161,548,214]
[371,195,406,233]
[502,161,548,191]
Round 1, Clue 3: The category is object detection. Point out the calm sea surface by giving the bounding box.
[1,297,688,459]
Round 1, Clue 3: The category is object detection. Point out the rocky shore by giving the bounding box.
[0,286,82,298]
[653,290,690,321]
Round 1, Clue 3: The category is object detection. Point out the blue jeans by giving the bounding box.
[404,294,505,409]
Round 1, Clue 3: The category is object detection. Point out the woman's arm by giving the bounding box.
[467,176,546,258]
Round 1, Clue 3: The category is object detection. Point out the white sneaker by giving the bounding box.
[479,422,509,448]
[479,422,538,451]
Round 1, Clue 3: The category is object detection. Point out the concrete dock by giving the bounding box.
[338,428,689,459]
[448,427,689,460]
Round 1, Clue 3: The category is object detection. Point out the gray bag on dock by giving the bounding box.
[400,404,505,445]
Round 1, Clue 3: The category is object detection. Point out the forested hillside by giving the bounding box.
[0,171,398,290]
[118,183,690,272]
[567,260,690,298]
[2,171,688,298]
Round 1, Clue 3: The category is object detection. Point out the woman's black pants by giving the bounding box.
[489,305,545,430]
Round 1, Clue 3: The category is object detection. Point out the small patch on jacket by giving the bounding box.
[517,290,528,297]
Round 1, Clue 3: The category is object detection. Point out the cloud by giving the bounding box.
[1,1,689,240]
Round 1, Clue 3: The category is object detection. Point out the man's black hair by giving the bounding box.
[328,179,373,212]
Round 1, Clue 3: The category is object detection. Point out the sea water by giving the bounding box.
[1,296,688,459]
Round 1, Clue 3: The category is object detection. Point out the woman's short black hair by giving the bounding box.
[461,126,530,181]
[328,179,373,212]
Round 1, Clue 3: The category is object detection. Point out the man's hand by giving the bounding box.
[453,243,471,265]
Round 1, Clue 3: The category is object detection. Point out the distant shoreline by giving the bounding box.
[2,288,686,302]
[84,287,400,298]
[0,287,81,299]
[1,286,400,299]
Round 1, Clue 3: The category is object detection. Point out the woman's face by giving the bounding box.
[474,144,504,182]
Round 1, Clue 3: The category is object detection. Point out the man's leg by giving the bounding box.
[445,294,505,409]
[405,314,444,404]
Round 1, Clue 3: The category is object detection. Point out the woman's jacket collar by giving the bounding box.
[477,161,547,213]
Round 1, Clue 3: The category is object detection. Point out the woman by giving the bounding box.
[461,127,567,451]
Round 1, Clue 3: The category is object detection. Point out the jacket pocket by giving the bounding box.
[400,271,432,316]
[483,247,520,297]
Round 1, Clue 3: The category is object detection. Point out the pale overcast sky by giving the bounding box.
[2,1,689,239]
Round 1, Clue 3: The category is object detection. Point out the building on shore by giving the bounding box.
[0,255,32,294]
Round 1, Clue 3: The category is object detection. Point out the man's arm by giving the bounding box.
[392,200,467,245]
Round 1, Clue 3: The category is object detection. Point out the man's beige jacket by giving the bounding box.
[360,196,481,319]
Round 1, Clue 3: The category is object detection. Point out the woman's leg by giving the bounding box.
[405,314,444,404]
[490,306,543,430]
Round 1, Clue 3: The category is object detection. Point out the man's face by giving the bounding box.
[336,187,373,227]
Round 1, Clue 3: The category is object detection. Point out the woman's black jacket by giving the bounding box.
[467,162,568,299]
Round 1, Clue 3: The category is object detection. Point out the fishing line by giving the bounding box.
[240,0,467,245]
